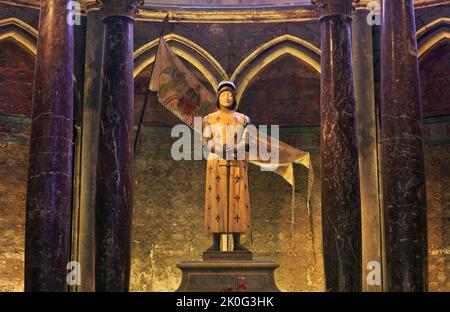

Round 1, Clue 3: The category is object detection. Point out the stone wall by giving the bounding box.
[0,38,33,292]
[425,143,450,291]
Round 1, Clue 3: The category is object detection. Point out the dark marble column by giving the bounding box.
[24,0,74,291]
[380,0,428,292]
[318,0,362,291]
[76,5,105,292]
[95,0,141,292]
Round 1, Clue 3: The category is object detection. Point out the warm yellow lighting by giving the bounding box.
[418,30,450,59]
[0,31,37,55]
[416,17,450,38]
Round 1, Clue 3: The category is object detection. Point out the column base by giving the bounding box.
[176,260,280,292]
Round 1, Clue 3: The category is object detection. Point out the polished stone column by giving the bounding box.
[380,0,428,292]
[352,7,383,292]
[318,0,362,291]
[95,0,141,291]
[24,0,74,291]
[76,5,105,292]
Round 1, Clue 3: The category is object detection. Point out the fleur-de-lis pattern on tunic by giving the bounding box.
[202,110,251,233]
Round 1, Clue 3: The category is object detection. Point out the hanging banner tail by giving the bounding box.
[247,131,314,206]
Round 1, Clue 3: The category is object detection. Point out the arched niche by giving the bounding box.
[0,38,35,118]
[238,54,320,127]
[0,37,36,292]
[419,38,450,117]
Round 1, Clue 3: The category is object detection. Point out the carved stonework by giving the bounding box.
[97,0,143,19]
[352,0,381,10]
[86,1,101,13]
[313,0,353,19]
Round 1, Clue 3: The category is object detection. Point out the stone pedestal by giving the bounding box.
[176,261,280,292]
[203,251,252,261]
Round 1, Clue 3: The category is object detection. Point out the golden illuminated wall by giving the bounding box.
[0,36,35,292]
[130,148,323,291]
[425,144,450,291]
[0,144,27,292]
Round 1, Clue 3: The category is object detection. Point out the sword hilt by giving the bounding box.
[219,160,239,168]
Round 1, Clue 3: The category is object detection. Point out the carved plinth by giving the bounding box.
[176,261,280,292]
[203,250,253,261]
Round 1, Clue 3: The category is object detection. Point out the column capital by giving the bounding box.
[352,0,380,10]
[97,0,143,20]
[86,1,101,13]
[313,0,353,20]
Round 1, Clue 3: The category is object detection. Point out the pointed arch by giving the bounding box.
[0,18,38,37]
[230,35,321,102]
[0,18,83,120]
[0,18,38,55]
[133,34,228,89]
[417,18,450,59]
[418,31,450,59]
[417,17,450,39]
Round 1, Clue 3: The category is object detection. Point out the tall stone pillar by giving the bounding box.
[95,0,141,291]
[352,5,383,292]
[380,0,428,291]
[318,0,362,291]
[76,4,105,292]
[24,0,74,291]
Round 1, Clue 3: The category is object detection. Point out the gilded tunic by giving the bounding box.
[202,110,251,234]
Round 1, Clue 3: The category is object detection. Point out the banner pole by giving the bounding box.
[134,14,169,153]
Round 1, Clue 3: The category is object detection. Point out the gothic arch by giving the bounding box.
[133,34,227,89]
[0,18,82,120]
[230,34,321,103]
[418,19,450,117]
[417,18,450,59]
[0,18,37,55]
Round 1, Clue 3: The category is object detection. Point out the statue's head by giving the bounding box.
[216,80,238,111]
